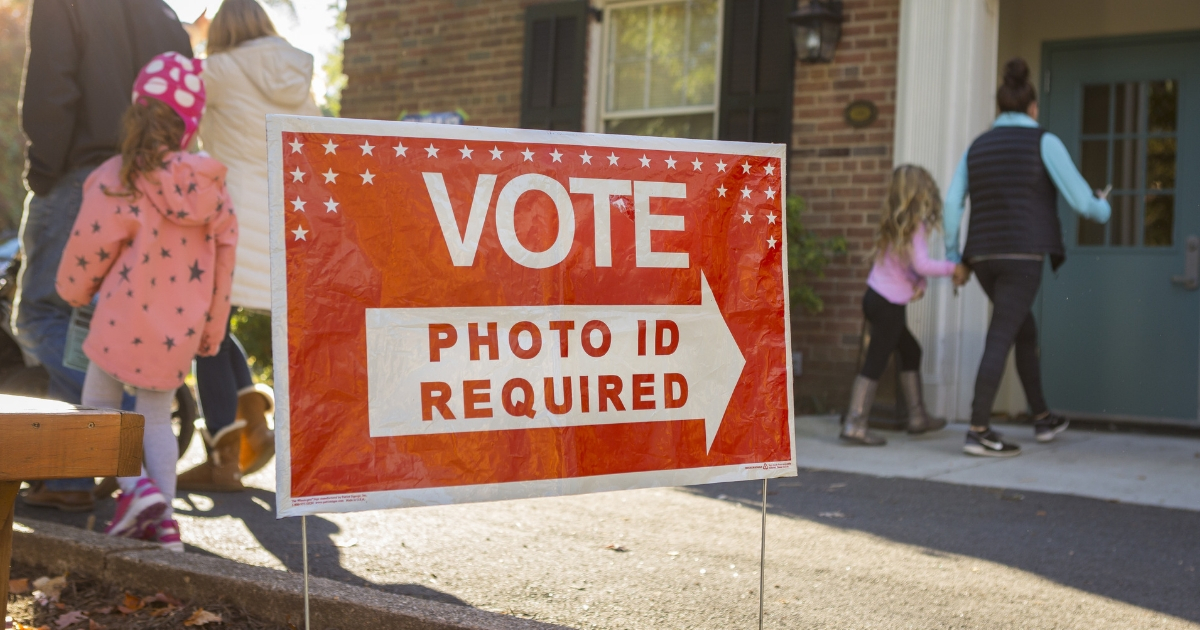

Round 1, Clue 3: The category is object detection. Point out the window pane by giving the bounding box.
[604,113,714,139]
[1080,140,1107,190]
[685,0,719,106]
[647,3,686,108]
[609,7,648,111]
[1078,216,1106,246]
[1148,80,1177,133]
[1081,85,1110,134]
[607,0,719,114]
[1114,82,1141,134]
[1112,137,1139,190]
[1109,194,1137,246]
[1146,137,1176,190]
[1144,194,1174,247]
[613,62,646,111]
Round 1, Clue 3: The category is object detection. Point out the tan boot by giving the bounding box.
[839,376,886,446]
[901,371,947,434]
[237,384,276,475]
[177,421,247,492]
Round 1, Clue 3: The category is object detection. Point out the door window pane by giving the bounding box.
[1112,137,1139,189]
[1148,80,1177,133]
[1144,194,1174,247]
[1081,85,1110,134]
[1080,140,1107,189]
[1146,137,1176,190]
[1114,82,1141,134]
[1109,195,1137,247]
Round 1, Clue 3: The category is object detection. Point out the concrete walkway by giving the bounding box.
[796,414,1200,512]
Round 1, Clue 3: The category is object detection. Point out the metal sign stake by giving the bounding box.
[302,515,311,630]
[759,477,768,630]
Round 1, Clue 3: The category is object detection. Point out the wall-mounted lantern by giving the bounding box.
[789,0,844,63]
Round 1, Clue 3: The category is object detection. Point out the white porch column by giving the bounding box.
[893,0,999,421]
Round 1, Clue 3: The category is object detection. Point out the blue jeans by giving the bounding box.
[13,167,107,491]
[195,309,254,434]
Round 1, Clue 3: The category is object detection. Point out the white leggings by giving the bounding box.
[81,363,178,517]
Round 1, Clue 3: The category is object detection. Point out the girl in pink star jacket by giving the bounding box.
[56,52,237,551]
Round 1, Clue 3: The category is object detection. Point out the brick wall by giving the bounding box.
[342,0,557,125]
[787,0,900,412]
[341,0,902,413]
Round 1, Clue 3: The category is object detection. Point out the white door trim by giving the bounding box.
[893,0,1001,421]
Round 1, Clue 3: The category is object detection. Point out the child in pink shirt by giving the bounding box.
[56,53,237,551]
[841,165,962,446]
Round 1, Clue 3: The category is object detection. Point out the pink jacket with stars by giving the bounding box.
[57,152,238,391]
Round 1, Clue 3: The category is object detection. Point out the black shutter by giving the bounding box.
[520,2,588,131]
[718,0,795,145]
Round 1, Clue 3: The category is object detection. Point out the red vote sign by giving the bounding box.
[266,116,796,517]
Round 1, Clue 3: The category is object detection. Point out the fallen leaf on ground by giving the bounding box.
[117,593,144,614]
[149,605,179,617]
[144,592,182,607]
[10,578,31,593]
[88,620,105,630]
[90,607,114,615]
[54,610,88,629]
[818,511,845,518]
[33,576,68,601]
[183,609,223,626]
[604,544,629,552]
[13,623,51,630]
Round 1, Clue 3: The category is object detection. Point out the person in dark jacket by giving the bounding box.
[13,0,192,511]
[944,58,1111,458]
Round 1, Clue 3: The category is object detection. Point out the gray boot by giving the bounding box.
[840,376,886,446]
[900,371,946,434]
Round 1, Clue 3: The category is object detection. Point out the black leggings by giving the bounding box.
[195,308,254,434]
[970,259,1048,427]
[860,288,922,380]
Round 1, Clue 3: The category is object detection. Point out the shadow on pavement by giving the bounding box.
[683,468,1200,623]
[14,487,469,607]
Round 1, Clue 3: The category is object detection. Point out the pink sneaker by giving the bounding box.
[154,518,184,552]
[105,478,167,538]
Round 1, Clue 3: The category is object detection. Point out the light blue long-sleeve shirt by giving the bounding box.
[943,112,1112,263]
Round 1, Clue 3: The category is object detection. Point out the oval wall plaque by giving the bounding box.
[844,100,878,128]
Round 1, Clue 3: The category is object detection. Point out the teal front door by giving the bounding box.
[1041,32,1200,423]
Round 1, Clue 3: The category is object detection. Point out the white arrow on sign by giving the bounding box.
[364,273,745,451]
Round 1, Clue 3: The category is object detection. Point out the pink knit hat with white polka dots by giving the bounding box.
[131,52,206,150]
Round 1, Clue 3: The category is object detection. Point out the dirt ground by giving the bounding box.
[5,562,288,630]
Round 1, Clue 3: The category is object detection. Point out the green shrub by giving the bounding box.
[230,308,273,386]
[786,194,846,315]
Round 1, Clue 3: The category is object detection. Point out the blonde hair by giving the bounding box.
[108,99,185,199]
[874,164,943,263]
[207,0,278,55]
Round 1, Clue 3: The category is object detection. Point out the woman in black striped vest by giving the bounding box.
[944,58,1112,457]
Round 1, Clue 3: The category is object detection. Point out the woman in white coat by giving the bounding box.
[179,0,321,491]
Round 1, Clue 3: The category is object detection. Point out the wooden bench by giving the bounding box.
[0,394,143,620]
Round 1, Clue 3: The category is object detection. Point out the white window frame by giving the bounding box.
[587,0,725,137]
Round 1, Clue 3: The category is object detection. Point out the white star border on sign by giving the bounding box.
[292,226,308,241]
